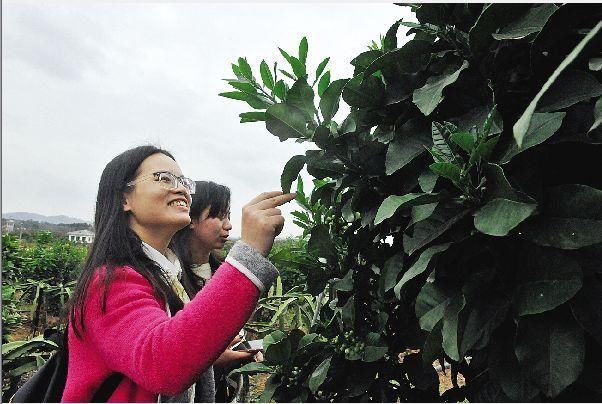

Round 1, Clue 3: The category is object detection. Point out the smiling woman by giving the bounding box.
[57,145,296,402]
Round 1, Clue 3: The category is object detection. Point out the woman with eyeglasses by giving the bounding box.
[61,146,295,402]
[171,181,254,402]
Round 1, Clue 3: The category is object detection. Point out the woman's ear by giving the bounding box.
[189,220,196,229]
[123,194,132,212]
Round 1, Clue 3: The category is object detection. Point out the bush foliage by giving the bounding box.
[221,3,602,402]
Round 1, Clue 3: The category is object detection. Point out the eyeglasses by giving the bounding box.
[126,171,196,194]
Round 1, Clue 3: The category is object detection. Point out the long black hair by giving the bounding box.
[69,145,185,338]
[171,181,230,297]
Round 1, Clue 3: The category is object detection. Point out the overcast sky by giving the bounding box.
[2,1,414,237]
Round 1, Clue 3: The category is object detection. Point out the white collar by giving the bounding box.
[141,241,182,280]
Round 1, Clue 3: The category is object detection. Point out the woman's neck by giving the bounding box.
[190,242,211,265]
[129,222,172,256]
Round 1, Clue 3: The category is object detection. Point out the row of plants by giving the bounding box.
[221,3,601,402]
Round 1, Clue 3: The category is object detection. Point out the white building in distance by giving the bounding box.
[68,230,95,244]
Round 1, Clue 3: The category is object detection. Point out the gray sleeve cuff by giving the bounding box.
[225,240,279,293]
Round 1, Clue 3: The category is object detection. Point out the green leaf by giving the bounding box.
[393,243,450,298]
[385,119,432,175]
[589,96,602,132]
[279,69,296,81]
[570,277,602,345]
[515,312,585,398]
[468,4,532,54]
[273,80,287,100]
[319,79,348,122]
[383,19,401,51]
[259,374,280,403]
[522,218,602,249]
[231,63,243,80]
[449,131,475,153]
[415,283,451,332]
[228,80,257,94]
[219,91,271,109]
[513,21,602,147]
[308,224,336,259]
[501,112,565,163]
[538,70,602,112]
[287,79,315,120]
[237,57,254,81]
[418,169,438,193]
[461,298,510,354]
[314,57,330,84]
[474,198,537,236]
[342,74,385,108]
[363,346,389,362]
[264,330,291,365]
[228,362,273,378]
[590,57,602,71]
[429,162,461,184]
[469,134,500,164]
[442,294,466,362]
[404,205,469,256]
[364,40,432,78]
[375,193,441,225]
[317,71,331,97]
[299,37,308,64]
[309,356,332,393]
[409,203,438,226]
[341,296,355,328]
[381,253,403,293]
[491,4,558,40]
[265,103,310,141]
[260,60,275,90]
[430,121,457,163]
[412,60,469,116]
[281,155,306,194]
[239,111,265,123]
[422,321,443,369]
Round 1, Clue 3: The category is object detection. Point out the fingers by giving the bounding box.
[250,192,296,210]
[230,336,242,347]
[247,191,286,206]
[263,208,282,217]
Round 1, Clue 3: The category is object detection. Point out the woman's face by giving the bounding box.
[190,206,232,251]
[123,153,192,235]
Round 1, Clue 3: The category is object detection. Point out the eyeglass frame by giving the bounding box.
[125,171,196,194]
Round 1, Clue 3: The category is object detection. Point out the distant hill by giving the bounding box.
[2,212,90,224]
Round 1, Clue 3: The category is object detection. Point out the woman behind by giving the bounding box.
[62,146,294,402]
[171,181,253,402]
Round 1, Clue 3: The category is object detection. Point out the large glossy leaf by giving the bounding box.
[513,21,602,147]
[442,294,466,361]
[461,297,509,355]
[219,91,271,109]
[538,70,602,112]
[239,111,266,123]
[409,202,438,227]
[309,356,332,393]
[265,104,310,141]
[415,283,451,332]
[319,79,348,123]
[374,193,441,225]
[308,224,336,259]
[522,217,602,249]
[468,4,532,53]
[404,205,469,256]
[363,40,432,78]
[492,4,558,40]
[264,330,291,365]
[393,243,450,298]
[500,112,565,163]
[412,60,469,116]
[298,37,308,64]
[381,252,403,293]
[515,312,585,398]
[429,162,461,184]
[228,362,272,377]
[342,74,385,108]
[521,184,602,249]
[513,248,582,316]
[570,277,602,344]
[385,118,432,175]
[287,79,315,120]
[280,155,305,194]
[474,198,537,236]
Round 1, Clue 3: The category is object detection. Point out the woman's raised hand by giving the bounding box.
[240,191,296,257]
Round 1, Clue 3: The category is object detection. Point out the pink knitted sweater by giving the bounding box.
[61,262,259,402]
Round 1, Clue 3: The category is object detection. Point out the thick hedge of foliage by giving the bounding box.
[222,4,602,402]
